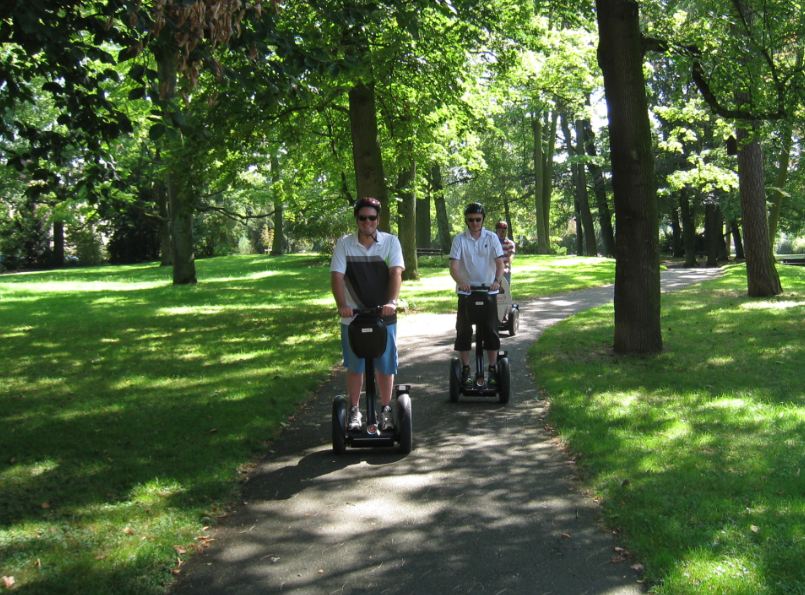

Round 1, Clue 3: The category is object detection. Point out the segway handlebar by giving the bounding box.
[458,284,500,296]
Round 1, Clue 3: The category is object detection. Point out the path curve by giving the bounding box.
[172,267,722,595]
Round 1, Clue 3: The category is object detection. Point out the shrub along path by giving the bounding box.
[171,267,721,594]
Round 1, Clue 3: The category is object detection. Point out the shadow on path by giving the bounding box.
[171,267,722,594]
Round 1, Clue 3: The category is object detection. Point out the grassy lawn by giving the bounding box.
[528,264,804,594]
[0,253,613,593]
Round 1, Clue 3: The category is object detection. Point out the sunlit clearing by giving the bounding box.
[156,303,284,315]
[3,280,168,293]
[203,270,279,283]
[130,478,185,505]
[678,554,758,585]
[740,300,802,311]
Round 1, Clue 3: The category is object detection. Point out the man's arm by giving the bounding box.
[331,271,353,318]
[382,266,403,317]
[449,258,470,292]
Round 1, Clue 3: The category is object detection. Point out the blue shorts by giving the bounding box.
[340,323,398,375]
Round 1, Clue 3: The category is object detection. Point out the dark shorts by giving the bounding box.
[454,294,500,352]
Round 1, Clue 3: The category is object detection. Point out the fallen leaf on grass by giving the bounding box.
[750,525,760,533]
[2,576,15,589]
[631,563,644,573]
[174,546,187,555]
[123,526,135,535]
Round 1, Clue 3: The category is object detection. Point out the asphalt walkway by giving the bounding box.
[171,267,722,595]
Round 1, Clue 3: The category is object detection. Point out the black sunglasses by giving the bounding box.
[358,215,378,221]
[466,217,483,223]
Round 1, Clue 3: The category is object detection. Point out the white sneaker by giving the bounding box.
[348,406,362,431]
[379,405,394,432]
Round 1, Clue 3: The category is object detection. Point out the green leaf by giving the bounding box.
[149,123,166,141]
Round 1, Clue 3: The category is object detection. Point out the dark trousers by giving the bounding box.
[454,293,500,352]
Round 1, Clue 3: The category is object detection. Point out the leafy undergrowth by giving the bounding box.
[528,264,805,594]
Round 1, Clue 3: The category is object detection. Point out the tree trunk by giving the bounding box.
[670,207,683,257]
[767,49,800,245]
[542,111,558,252]
[416,191,432,249]
[270,153,284,256]
[729,219,744,260]
[429,163,451,253]
[348,83,389,231]
[574,119,597,255]
[52,220,64,267]
[155,39,196,285]
[396,151,419,281]
[679,189,697,267]
[532,112,549,253]
[596,0,662,354]
[735,124,782,296]
[704,201,722,267]
[582,118,615,256]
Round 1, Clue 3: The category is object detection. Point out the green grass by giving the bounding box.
[0,253,614,593]
[528,264,805,594]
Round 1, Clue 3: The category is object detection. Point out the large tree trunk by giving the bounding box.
[582,118,615,256]
[156,180,172,266]
[396,150,418,280]
[348,83,389,231]
[735,124,782,296]
[429,164,451,253]
[597,0,662,354]
[670,207,683,257]
[156,39,196,285]
[270,153,284,256]
[532,112,549,253]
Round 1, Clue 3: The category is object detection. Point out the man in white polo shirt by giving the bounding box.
[449,202,505,389]
[331,198,405,432]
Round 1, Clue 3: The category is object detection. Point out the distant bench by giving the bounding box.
[416,248,444,257]
[778,254,805,266]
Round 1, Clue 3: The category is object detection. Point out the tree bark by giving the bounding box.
[735,124,782,296]
[679,189,697,267]
[156,39,196,285]
[542,111,558,252]
[428,163,451,253]
[532,112,548,253]
[704,201,722,267]
[582,118,615,256]
[348,83,389,231]
[52,220,64,267]
[396,150,419,280]
[597,0,662,354]
[730,219,745,260]
[270,153,284,256]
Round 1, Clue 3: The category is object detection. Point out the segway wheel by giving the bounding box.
[395,392,413,453]
[497,357,511,404]
[332,395,348,454]
[449,358,462,402]
[507,306,519,336]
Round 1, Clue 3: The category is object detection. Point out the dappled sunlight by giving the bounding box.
[155,303,285,315]
[740,299,803,311]
[2,280,169,293]
[704,355,735,366]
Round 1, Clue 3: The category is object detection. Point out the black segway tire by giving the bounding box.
[396,393,413,453]
[507,306,519,336]
[449,358,462,402]
[497,357,511,404]
[332,395,348,454]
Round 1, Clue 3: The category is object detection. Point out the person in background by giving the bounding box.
[330,197,405,431]
[449,202,505,389]
[494,220,516,285]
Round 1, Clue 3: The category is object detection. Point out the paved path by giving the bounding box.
[172,267,722,595]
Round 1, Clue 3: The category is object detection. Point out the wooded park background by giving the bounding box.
[1,0,803,353]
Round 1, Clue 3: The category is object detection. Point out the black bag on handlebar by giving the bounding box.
[464,291,496,325]
[348,314,388,359]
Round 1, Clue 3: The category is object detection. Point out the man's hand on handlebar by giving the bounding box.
[337,305,354,318]
[381,302,397,317]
